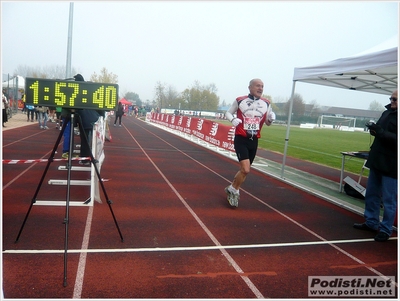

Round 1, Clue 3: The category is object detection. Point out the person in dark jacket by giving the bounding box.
[76,108,102,165]
[114,102,124,127]
[353,89,398,242]
[73,74,103,165]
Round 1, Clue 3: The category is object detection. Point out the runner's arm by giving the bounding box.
[225,100,238,122]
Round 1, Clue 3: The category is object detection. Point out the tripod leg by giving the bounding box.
[15,117,70,243]
[77,115,124,242]
[63,112,76,287]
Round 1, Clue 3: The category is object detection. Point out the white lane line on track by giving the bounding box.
[136,121,399,287]
[2,130,45,147]
[121,125,265,298]
[3,132,63,190]
[73,205,94,299]
[4,119,397,297]
[4,237,397,254]
[2,149,54,190]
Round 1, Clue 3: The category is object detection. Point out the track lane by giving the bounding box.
[2,115,397,298]
[118,118,397,286]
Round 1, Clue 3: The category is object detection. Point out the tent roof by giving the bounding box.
[293,38,398,95]
[282,37,398,177]
[2,75,25,90]
[119,98,132,105]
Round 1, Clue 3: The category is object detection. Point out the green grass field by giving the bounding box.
[258,125,372,174]
[219,120,372,175]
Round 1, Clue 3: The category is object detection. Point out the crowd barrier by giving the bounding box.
[4,114,109,207]
[90,113,109,204]
[44,114,108,206]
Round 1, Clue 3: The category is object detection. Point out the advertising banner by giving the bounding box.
[148,112,235,152]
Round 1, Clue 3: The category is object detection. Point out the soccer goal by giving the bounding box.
[317,115,356,130]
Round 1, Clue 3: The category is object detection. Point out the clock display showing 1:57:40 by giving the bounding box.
[25,77,119,110]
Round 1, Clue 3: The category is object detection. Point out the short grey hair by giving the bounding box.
[249,78,263,86]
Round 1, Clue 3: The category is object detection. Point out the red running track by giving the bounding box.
[2,115,397,298]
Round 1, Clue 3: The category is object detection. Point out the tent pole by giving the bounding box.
[281,81,296,178]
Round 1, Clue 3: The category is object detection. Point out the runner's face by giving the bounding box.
[249,80,264,98]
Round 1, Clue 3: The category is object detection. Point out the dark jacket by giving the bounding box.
[365,104,398,178]
[116,103,124,116]
[77,109,102,130]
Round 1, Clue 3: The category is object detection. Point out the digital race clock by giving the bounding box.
[25,77,119,110]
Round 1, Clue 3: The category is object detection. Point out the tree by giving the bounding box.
[284,93,305,118]
[125,92,141,105]
[153,82,180,109]
[271,96,287,116]
[165,85,180,109]
[205,83,218,94]
[199,89,219,111]
[308,99,322,117]
[90,67,118,84]
[154,81,219,112]
[368,100,385,111]
[262,93,273,101]
[183,81,219,111]
[154,81,166,110]
[13,64,77,79]
[270,102,280,115]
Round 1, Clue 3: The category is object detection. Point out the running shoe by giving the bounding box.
[61,152,69,159]
[225,186,239,207]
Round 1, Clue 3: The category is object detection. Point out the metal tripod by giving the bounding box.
[15,111,124,287]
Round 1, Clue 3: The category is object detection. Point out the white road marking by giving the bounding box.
[4,237,395,254]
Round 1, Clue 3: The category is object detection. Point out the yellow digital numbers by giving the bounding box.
[92,86,118,109]
[28,80,40,104]
[55,82,67,106]
[105,86,118,109]
[68,82,79,107]
[25,78,119,110]
[93,86,105,108]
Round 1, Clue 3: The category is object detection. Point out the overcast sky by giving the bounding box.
[1,1,398,110]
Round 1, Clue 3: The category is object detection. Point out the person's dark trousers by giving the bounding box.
[80,129,92,159]
[27,109,34,121]
[364,168,398,235]
[114,115,122,125]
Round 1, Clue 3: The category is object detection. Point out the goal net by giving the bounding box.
[317,115,356,130]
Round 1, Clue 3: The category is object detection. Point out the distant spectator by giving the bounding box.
[55,107,63,130]
[114,102,124,127]
[48,106,56,122]
[26,104,35,122]
[2,92,8,127]
[36,106,49,129]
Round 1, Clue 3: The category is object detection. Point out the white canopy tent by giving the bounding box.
[2,75,25,90]
[281,37,398,177]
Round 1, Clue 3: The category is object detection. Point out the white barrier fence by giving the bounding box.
[36,114,108,207]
